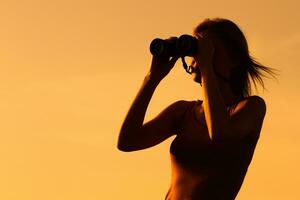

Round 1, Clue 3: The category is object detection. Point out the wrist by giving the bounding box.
[200,65,216,83]
[144,72,162,87]
[146,71,163,83]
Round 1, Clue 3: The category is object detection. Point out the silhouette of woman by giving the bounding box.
[118,18,277,200]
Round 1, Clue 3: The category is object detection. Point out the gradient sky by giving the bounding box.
[0,0,299,199]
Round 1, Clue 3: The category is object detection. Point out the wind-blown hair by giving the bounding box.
[193,18,278,97]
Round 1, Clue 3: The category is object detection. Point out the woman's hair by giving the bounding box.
[193,18,278,97]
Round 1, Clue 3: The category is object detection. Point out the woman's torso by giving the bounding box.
[165,100,259,200]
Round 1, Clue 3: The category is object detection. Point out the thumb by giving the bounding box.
[169,55,180,65]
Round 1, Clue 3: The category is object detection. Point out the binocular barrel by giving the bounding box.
[150,34,198,57]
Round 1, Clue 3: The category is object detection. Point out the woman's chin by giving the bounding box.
[192,73,202,84]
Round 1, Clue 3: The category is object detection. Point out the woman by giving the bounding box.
[117,18,277,200]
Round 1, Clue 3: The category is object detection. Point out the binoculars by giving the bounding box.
[150,34,198,58]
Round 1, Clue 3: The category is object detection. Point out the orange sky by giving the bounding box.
[0,0,299,199]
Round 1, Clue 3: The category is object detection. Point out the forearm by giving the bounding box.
[201,66,231,140]
[118,72,161,144]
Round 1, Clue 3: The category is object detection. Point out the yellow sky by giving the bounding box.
[0,0,299,199]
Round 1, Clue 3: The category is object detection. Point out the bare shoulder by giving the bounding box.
[151,100,194,125]
[238,95,266,116]
[229,95,267,139]
[167,99,196,110]
[163,99,199,125]
[245,95,266,105]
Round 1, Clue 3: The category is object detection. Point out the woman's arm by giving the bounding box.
[201,65,230,141]
[118,51,181,152]
[194,32,266,143]
[117,73,160,151]
[201,65,266,142]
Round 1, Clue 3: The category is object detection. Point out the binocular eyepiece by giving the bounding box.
[150,34,198,58]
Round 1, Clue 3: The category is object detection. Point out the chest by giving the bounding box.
[178,101,210,143]
[170,101,252,165]
[175,100,237,145]
[170,102,213,163]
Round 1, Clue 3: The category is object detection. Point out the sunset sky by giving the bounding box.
[0,0,299,199]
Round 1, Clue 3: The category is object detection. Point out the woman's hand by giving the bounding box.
[148,37,180,81]
[193,32,215,71]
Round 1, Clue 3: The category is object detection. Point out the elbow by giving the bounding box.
[117,142,135,152]
[117,127,142,152]
[117,133,135,152]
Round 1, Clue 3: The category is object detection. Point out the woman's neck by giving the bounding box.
[217,81,244,107]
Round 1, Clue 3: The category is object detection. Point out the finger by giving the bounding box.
[195,32,204,39]
[169,55,180,64]
[155,55,169,63]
